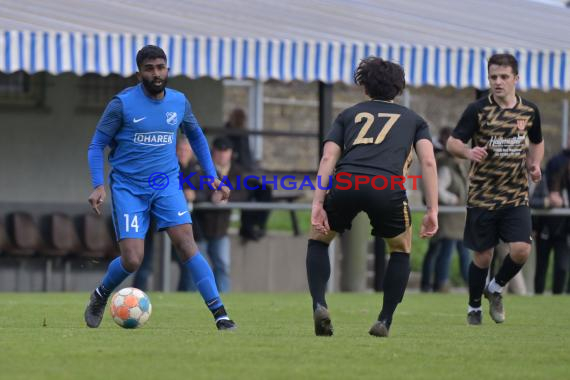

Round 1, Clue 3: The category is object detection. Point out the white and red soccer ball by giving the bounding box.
[110,287,152,328]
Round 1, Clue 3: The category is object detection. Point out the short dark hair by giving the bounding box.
[488,53,518,75]
[353,57,405,101]
[136,45,167,69]
[213,136,233,151]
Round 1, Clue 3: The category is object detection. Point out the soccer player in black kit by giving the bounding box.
[306,57,439,338]
[447,53,543,325]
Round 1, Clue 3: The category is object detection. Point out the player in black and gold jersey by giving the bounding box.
[447,53,544,325]
[307,57,439,338]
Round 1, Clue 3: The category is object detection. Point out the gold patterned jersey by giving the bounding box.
[452,95,542,210]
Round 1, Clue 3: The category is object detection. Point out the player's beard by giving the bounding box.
[142,77,167,96]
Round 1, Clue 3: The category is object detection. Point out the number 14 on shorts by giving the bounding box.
[124,214,140,232]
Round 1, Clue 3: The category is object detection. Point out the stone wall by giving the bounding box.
[224,81,568,179]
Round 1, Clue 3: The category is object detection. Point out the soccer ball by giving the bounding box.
[110,287,152,329]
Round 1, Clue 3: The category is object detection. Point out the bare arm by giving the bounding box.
[311,142,342,233]
[313,142,342,206]
[87,98,123,215]
[416,139,438,213]
[415,139,438,238]
[446,136,487,162]
[527,141,544,183]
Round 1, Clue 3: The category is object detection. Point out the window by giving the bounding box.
[0,72,45,107]
[77,74,137,111]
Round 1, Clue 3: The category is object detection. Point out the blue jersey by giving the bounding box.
[88,83,216,187]
[108,84,184,180]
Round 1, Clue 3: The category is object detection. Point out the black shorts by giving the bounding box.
[464,205,532,252]
[323,175,411,238]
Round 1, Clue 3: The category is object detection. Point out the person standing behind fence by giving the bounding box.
[188,137,247,292]
[225,108,271,241]
[421,128,470,292]
[225,108,256,171]
[541,147,570,294]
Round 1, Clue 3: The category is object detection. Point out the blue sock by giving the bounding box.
[97,257,131,298]
[185,253,224,312]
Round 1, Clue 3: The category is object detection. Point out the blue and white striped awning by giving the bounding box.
[1,30,568,91]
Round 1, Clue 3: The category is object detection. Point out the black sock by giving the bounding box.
[468,262,488,308]
[378,252,410,327]
[494,254,524,287]
[95,285,111,299]
[212,305,228,320]
[306,239,331,311]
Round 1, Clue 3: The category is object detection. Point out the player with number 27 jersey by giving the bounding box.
[328,100,431,180]
[306,57,438,339]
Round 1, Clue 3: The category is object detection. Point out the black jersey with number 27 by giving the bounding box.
[325,100,432,178]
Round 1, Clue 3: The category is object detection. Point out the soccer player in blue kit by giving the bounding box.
[84,45,236,330]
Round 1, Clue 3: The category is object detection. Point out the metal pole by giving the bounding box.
[402,88,411,108]
[562,98,569,148]
[254,80,264,160]
[318,82,333,161]
[192,202,570,215]
[339,212,369,291]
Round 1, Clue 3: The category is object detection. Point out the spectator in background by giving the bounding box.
[536,143,570,294]
[529,168,554,294]
[420,135,445,292]
[224,108,272,242]
[421,128,470,292]
[239,177,273,242]
[188,137,247,292]
[225,108,256,171]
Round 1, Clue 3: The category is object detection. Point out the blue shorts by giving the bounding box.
[109,171,191,240]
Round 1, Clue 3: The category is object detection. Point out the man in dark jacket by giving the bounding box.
[538,142,570,294]
[190,137,247,292]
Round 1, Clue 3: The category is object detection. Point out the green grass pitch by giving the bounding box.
[1,292,569,379]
